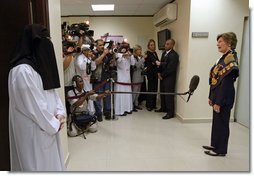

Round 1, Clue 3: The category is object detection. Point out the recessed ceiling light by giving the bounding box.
[91,4,115,11]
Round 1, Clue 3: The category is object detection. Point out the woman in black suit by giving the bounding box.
[144,39,159,111]
[203,32,239,156]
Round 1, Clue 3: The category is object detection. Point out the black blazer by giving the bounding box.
[144,51,159,78]
[209,72,236,108]
[159,49,179,79]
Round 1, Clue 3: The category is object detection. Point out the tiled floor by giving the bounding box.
[66,107,249,172]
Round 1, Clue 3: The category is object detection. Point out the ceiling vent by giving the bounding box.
[153,3,177,27]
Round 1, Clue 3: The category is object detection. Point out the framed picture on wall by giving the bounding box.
[101,35,124,44]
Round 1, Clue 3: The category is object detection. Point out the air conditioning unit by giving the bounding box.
[153,3,177,27]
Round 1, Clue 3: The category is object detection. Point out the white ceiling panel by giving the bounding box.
[61,0,173,16]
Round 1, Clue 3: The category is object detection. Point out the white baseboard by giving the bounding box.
[176,113,234,123]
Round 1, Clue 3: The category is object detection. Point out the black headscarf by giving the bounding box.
[10,24,60,90]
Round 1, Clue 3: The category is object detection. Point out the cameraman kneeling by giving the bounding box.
[67,75,110,135]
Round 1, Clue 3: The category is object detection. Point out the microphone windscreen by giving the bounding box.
[189,75,200,92]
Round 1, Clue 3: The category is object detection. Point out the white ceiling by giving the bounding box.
[60,0,174,16]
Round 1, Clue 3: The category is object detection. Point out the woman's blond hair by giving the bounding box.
[133,44,142,55]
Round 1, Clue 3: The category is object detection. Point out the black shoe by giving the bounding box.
[125,111,132,114]
[155,108,166,112]
[97,115,103,122]
[133,109,138,112]
[103,111,111,117]
[147,108,153,111]
[105,115,111,120]
[120,112,127,116]
[135,106,142,110]
[202,145,215,150]
[204,150,226,157]
[162,114,174,120]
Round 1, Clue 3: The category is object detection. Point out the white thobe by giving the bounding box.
[114,53,134,115]
[75,54,96,114]
[8,64,66,171]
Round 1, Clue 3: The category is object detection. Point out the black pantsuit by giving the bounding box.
[208,50,239,155]
[145,51,159,109]
[209,72,236,154]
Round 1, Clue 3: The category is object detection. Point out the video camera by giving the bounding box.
[116,42,133,54]
[104,40,118,53]
[103,40,116,68]
[62,40,80,55]
[95,40,116,78]
[67,23,94,37]
[62,22,95,55]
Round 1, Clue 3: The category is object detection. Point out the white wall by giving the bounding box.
[154,0,191,119]
[158,0,248,122]
[184,0,249,121]
[48,0,70,167]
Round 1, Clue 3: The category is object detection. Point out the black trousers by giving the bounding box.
[160,79,175,116]
[146,76,158,109]
[211,106,231,154]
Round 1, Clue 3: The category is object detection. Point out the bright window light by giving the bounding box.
[91,4,115,11]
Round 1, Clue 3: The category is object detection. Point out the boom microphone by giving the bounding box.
[187,75,200,102]
[67,75,200,102]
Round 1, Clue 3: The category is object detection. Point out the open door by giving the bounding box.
[234,17,250,128]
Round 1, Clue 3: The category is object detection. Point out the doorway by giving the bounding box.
[234,17,249,128]
[0,0,49,170]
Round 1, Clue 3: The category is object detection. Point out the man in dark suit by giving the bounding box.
[155,39,179,119]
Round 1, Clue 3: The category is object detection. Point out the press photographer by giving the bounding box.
[91,39,115,121]
[62,23,87,116]
[114,41,135,116]
[63,36,81,116]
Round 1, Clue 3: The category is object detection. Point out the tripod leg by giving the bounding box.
[110,78,117,120]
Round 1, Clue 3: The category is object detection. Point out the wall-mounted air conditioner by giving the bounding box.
[153,3,177,27]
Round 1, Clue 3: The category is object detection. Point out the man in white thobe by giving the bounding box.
[75,44,96,114]
[114,49,135,116]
